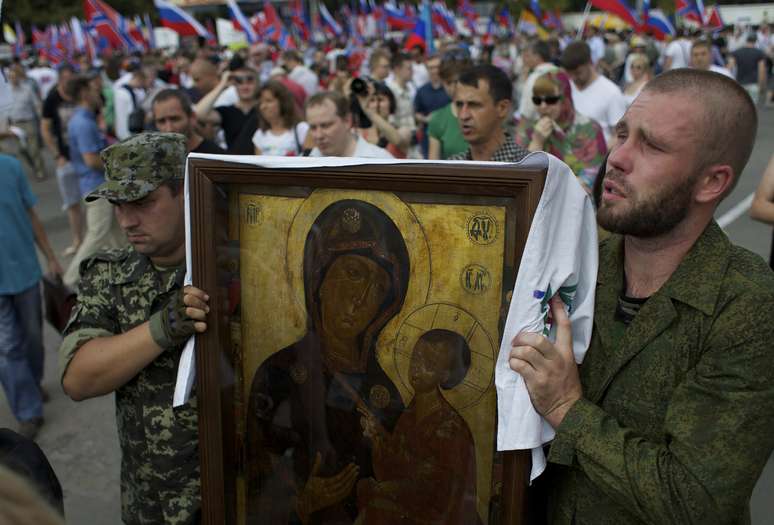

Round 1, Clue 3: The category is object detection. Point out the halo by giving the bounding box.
[393,303,495,410]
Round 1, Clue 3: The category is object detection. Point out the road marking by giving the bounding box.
[717,192,755,229]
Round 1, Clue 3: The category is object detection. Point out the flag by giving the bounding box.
[517,9,548,38]
[431,2,456,36]
[319,3,344,38]
[48,26,66,64]
[529,0,542,21]
[226,0,259,43]
[642,9,675,40]
[3,24,16,45]
[589,0,640,28]
[496,8,514,35]
[14,21,26,57]
[705,5,724,29]
[675,0,704,25]
[404,1,430,52]
[384,2,417,30]
[290,0,311,42]
[459,0,477,34]
[261,1,283,41]
[278,25,297,49]
[155,0,211,38]
[71,17,86,52]
[542,10,563,30]
[205,19,217,46]
[143,14,157,49]
[83,0,134,49]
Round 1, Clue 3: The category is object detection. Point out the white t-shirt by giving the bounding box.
[664,38,692,70]
[709,64,735,79]
[588,35,606,64]
[570,74,628,144]
[309,135,394,158]
[252,122,310,156]
[26,67,57,99]
[288,65,319,97]
[113,84,147,140]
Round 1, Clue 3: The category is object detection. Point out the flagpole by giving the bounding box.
[577,1,592,39]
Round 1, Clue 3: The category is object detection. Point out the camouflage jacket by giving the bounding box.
[544,221,774,524]
[60,247,200,525]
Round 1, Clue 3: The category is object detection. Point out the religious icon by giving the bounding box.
[355,329,481,525]
[187,158,545,525]
[245,200,410,523]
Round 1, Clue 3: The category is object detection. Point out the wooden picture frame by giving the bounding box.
[188,157,547,525]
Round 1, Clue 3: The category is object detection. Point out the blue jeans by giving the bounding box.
[0,283,44,422]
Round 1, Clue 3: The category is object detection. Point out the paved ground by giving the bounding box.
[1,105,772,524]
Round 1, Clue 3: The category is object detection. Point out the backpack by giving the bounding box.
[123,85,146,134]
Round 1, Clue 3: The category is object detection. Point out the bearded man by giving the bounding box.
[509,69,774,524]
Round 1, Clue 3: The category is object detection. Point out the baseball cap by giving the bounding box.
[85,132,187,203]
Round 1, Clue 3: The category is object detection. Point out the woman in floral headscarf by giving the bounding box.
[515,71,607,191]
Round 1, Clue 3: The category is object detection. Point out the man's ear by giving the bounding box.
[496,99,512,120]
[695,164,735,204]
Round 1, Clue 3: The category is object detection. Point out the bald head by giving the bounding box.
[190,59,219,95]
[642,69,757,197]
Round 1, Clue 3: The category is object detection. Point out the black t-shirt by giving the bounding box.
[215,105,257,153]
[191,138,226,155]
[41,87,75,160]
[732,47,766,85]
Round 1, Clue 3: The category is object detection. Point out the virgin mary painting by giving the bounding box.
[246,199,410,524]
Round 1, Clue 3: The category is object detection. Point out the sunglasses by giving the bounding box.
[532,95,561,106]
[231,74,255,85]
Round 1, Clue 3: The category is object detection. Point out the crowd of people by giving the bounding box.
[0,16,773,525]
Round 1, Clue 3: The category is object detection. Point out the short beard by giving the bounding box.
[597,169,698,238]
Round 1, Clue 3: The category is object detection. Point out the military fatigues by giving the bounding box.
[60,247,200,525]
[544,222,774,524]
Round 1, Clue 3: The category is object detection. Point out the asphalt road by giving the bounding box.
[1,105,772,524]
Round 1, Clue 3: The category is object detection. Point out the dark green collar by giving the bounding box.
[598,221,729,316]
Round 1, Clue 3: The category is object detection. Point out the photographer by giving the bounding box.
[352,78,412,159]
[193,56,259,153]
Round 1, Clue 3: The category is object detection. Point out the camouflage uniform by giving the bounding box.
[544,222,774,524]
[59,133,200,525]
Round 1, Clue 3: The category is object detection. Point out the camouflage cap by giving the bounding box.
[85,132,187,203]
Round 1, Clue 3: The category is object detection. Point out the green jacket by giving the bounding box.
[545,221,774,525]
[60,247,199,525]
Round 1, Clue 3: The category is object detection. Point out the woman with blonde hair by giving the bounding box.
[515,71,607,191]
[623,53,652,105]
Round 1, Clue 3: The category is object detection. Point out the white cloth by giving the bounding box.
[588,35,605,64]
[26,67,57,99]
[288,65,319,97]
[664,38,692,70]
[517,62,560,121]
[214,86,239,108]
[495,152,598,482]
[412,62,429,88]
[252,122,309,156]
[571,75,627,144]
[309,135,395,159]
[113,84,146,140]
[709,64,735,79]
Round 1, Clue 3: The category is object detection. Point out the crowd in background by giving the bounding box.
[0,14,773,522]
[1,21,770,293]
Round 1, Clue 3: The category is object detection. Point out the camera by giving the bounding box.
[350,77,369,96]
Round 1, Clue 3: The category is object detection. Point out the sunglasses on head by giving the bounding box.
[231,74,255,84]
[532,95,561,106]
